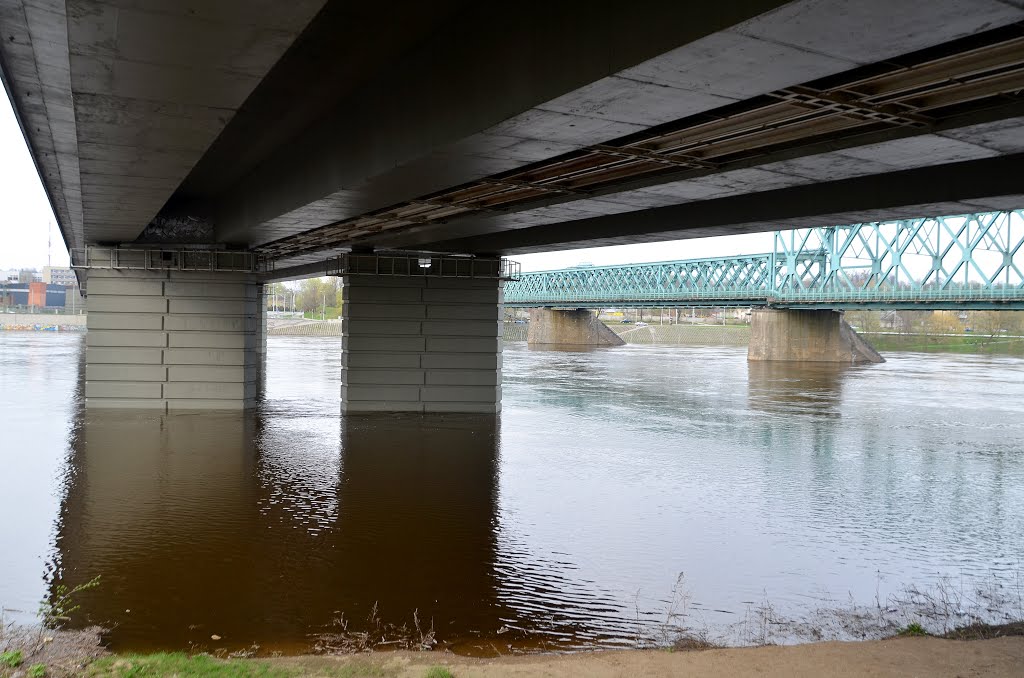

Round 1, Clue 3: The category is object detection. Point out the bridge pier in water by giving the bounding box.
[84,263,266,410]
[526,308,626,346]
[748,309,884,364]
[341,273,502,413]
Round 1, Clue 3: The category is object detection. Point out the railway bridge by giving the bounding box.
[504,210,1024,360]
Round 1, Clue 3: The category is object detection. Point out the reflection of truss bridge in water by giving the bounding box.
[504,211,1024,310]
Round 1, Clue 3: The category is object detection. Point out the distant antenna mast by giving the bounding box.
[47,221,52,268]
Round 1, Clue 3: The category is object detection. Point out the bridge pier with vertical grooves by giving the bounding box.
[340,274,502,413]
[748,309,884,364]
[84,268,266,410]
[526,308,626,346]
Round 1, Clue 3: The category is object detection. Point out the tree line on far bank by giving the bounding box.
[265,278,342,318]
[845,309,1024,336]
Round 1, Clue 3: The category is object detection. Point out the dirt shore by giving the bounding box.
[270,636,1024,677]
[8,629,1023,676]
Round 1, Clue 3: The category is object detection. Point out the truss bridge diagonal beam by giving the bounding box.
[503,210,1024,311]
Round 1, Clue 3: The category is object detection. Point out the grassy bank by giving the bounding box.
[303,307,342,321]
[862,332,1024,354]
[81,652,394,677]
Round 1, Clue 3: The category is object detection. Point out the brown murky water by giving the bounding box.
[1,333,1023,654]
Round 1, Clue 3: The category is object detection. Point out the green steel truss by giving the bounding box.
[503,210,1024,310]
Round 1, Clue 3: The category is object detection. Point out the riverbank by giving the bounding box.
[10,316,1023,355]
[862,331,1024,354]
[12,634,1022,677]
[275,636,1024,677]
[5,620,1023,677]
[0,312,86,332]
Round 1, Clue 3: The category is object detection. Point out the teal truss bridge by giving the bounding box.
[503,211,1024,310]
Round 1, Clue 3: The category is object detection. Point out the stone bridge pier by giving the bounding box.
[748,309,884,364]
[526,308,625,346]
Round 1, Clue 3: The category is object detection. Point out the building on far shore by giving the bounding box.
[0,266,83,312]
[42,266,77,286]
[0,281,71,309]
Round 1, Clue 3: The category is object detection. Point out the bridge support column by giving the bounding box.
[341,274,502,413]
[84,267,265,409]
[748,309,884,364]
[527,308,625,346]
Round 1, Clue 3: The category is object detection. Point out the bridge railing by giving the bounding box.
[504,288,1024,307]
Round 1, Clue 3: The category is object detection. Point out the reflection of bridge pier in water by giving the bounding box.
[745,360,852,493]
[746,359,849,417]
[51,406,507,653]
[52,408,269,652]
[326,414,504,645]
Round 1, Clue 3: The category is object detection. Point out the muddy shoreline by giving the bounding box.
[4,625,1023,677]
[277,637,1024,677]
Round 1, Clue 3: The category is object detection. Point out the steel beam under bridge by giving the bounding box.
[503,210,1024,311]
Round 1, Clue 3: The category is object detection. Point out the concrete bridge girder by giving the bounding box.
[3,0,1024,274]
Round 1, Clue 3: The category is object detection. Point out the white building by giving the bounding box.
[42,266,77,286]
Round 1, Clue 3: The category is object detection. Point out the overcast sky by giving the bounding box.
[0,88,64,270]
[0,90,769,273]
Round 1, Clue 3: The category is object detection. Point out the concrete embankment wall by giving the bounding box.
[503,322,749,345]
[267,320,342,337]
[0,313,87,330]
[503,323,529,342]
[612,323,750,346]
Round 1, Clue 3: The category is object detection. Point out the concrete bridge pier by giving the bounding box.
[748,309,884,364]
[83,262,265,410]
[341,273,502,413]
[526,308,626,346]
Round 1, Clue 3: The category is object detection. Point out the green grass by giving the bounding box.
[28,664,47,678]
[424,668,454,678]
[84,653,398,678]
[864,333,1024,355]
[898,622,929,637]
[86,653,292,677]
[302,307,342,320]
[0,650,23,668]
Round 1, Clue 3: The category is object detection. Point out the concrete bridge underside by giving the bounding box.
[3,0,1023,408]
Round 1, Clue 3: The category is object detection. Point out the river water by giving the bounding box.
[1,333,1022,654]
